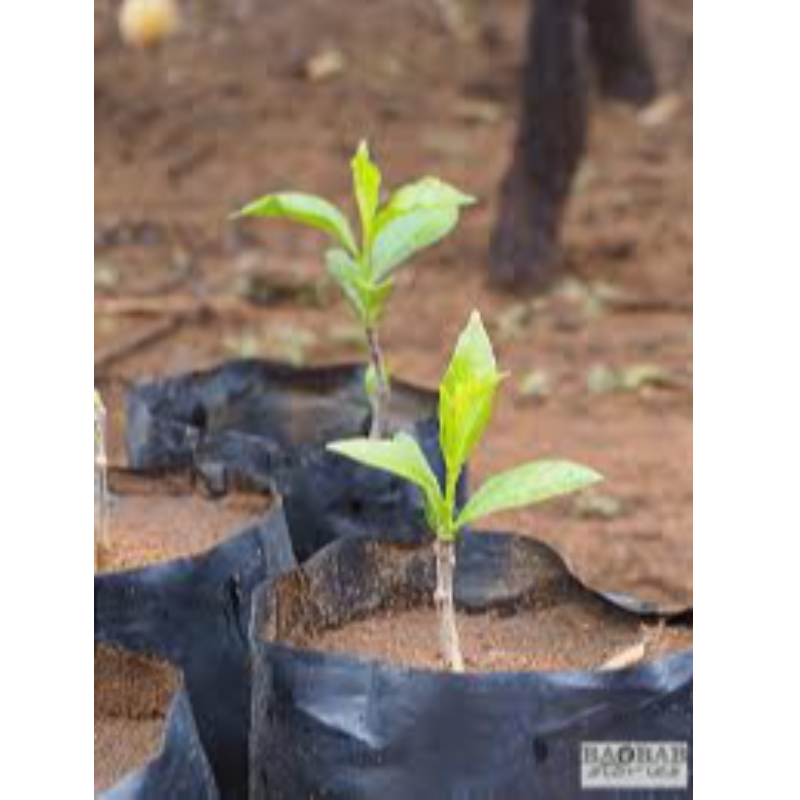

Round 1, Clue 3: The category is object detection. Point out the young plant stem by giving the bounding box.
[366,327,391,440]
[95,399,111,568]
[435,539,465,673]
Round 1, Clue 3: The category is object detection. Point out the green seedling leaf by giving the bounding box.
[384,178,476,216]
[457,461,603,529]
[327,248,369,320]
[352,142,382,249]
[439,311,505,477]
[326,249,394,326]
[371,205,461,281]
[237,193,358,256]
[370,178,476,280]
[359,279,394,328]
[328,433,445,524]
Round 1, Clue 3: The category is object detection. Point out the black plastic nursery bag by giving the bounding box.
[126,360,457,561]
[95,501,296,799]
[101,691,219,800]
[250,533,693,800]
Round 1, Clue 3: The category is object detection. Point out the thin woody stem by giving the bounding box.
[95,395,111,568]
[435,539,465,673]
[366,327,391,440]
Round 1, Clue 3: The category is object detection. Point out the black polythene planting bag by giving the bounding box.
[101,691,219,800]
[95,504,296,800]
[125,360,461,562]
[250,533,693,800]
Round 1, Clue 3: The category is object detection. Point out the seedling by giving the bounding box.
[236,143,475,438]
[329,312,602,672]
[95,391,111,568]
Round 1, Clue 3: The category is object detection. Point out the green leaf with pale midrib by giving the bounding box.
[371,206,460,281]
[456,461,603,529]
[328,433,445,524]
[237,193,358,256]
[352,142,382,250]
[439,312,504,477]
[369,178,476,281]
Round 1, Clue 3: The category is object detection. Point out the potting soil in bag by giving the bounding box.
[96,500,296,800]
[250,533,693,800]
[95,646,218,799]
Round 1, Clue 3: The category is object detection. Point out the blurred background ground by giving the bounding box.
[95,0,693,606]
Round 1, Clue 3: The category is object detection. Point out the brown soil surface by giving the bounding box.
[95,472,270,573]
[94,645,178,793]
[96,0,692,606]
[305,604,693,674]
